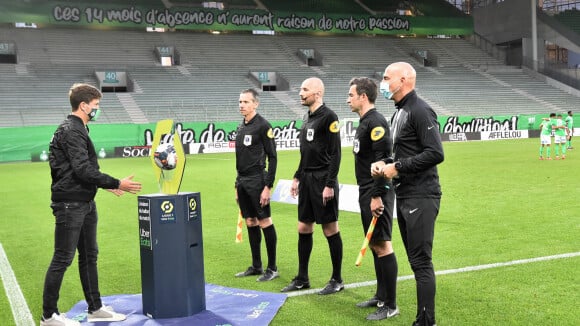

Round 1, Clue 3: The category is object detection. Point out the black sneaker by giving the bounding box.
[318,278,344,295]
[235,266,263,277]
[366,302,399,320]
[257,268,279,282]
[356,296,380,308]
[280,277,310,292]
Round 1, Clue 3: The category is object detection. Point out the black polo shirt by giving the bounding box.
[294,104,341,188]
[353,108,392,197]
[235,113,277,188]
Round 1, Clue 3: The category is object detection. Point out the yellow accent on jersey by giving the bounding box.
[370,127,385,141]
[329,121,340,133]
[267,128,274,138]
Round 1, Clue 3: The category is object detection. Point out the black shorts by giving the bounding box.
[297,170,339,224]
[359,186,395,241]
[237,174,270,219]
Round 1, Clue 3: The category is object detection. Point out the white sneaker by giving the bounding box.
[40,313,80,326]
[87,305,126,322]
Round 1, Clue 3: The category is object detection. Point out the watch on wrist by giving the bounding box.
[394,161,402,170]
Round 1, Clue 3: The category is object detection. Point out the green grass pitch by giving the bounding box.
[0,138,578,325]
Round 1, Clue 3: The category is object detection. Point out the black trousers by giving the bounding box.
[43,200,102,317]
[396,197,440,321]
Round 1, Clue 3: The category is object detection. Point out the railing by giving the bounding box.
[466,33,508,65]
[466,0,579,13]
[522,56,580,89]
[541,1,580,14]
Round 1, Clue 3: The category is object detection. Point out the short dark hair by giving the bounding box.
[69,83,101,111]
[550,113,556,118]
[349,77,378,103]
[240,88,260,103]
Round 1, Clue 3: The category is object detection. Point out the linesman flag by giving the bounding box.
[235,211,243,243]
[355,215,378,266]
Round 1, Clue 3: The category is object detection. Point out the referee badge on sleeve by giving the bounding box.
[370,127,385,141]
[329,121,340,133]
[244,135,252,146]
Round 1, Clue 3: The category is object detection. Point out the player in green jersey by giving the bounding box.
[554,114,567,159]
[539,113,555,160]
[565,111,573,149]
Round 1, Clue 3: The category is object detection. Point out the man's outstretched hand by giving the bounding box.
[118,175,142,194]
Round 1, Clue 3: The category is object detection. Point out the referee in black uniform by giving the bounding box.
[234,88,279,282]
[348,77,399,321]
[281,77,344,295]
[372,62,444,326]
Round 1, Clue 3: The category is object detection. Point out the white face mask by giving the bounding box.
[379,81,400,100]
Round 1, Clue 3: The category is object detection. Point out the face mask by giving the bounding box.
[84,107,100,121]
[380,81,398,100]
[91,108,101,121]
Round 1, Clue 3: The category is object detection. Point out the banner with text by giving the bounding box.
[0,2,473,35]
[1,113,577,162]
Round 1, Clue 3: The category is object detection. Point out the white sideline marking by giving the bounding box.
[0,243,35,326]
[285,251,580,297]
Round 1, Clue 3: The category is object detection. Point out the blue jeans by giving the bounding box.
[42,201,102,317]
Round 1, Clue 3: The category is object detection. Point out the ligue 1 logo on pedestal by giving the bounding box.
[150,119,186,194]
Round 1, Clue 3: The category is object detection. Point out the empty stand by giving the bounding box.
[554,9,580,34]
[1,25,579,128]
[261,0,368,14]
[412,0,466,17]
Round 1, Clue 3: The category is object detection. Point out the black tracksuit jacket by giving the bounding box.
[389,90,444,199]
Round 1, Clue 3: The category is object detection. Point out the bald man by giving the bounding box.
[371,62,444,326]
[281,77,344,295]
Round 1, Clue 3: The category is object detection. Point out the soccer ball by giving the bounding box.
[153,143,177,170]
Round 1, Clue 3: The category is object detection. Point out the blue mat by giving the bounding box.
[66,284,287,326]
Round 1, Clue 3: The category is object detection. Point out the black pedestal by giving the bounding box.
[138,192,205,318]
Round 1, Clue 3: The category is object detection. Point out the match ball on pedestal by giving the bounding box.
[153,143,177,170]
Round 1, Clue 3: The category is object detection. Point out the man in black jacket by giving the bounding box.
[41,83,142,326]
[371,62,444,326]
